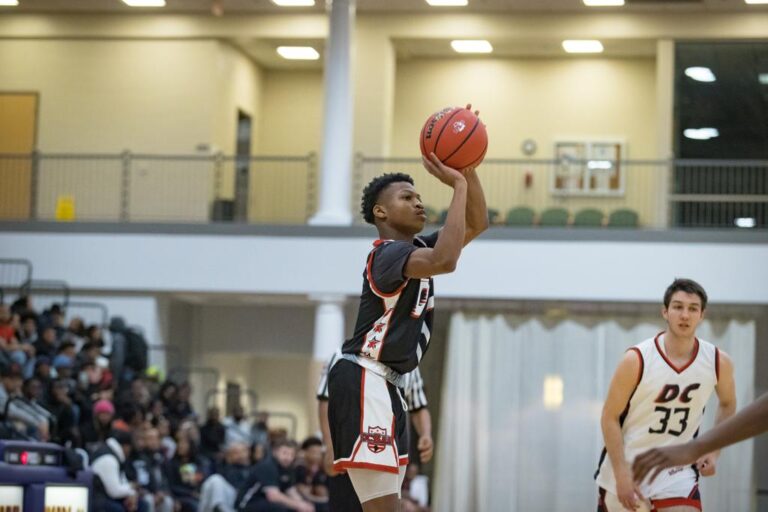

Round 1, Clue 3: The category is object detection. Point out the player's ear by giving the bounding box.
[373,203,387,221]
[661,306,668,320]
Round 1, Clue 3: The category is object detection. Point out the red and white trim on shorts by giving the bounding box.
[651,485,702,511]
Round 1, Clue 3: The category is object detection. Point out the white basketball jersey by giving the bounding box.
[595,332,720,497]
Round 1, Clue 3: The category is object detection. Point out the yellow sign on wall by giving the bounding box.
[55,195,76,221]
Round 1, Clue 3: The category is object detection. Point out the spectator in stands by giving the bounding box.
[21,376,44,405]
[113,403,145,432]
[127,429,174,512]
[47,379,80,446]
[64,316,87,349]
[0,307,33,371]
[251,411,270,449]
[52,354,77,397]
[57,340,78,360]
[155,416,176,460]
[118,376,151,412]
[294,437,329,511]
[0,362,48,440]
[237,440,313,512]
[143,427,175,512]
[18,313,38,344]
[33,356,53,391]
[401,462,430,512]
[10,296,34,317]
[223,404,252,446]
[199,441,252,512]
[200,406,226,461]
[91,429,145,512]
[172,381,195,421]
[165,434,210,512]
[0,305,16,343]
[34,326,59,359]
[158,381,179,419]
[251,443,267,465]
[43,304,66,339]
[82,398,115,453]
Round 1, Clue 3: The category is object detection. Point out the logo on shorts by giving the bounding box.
[361,426,390,454]
[452,120,466,133]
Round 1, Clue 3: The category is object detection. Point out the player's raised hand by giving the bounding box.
[422,152,466,188]
[632,443,699,484]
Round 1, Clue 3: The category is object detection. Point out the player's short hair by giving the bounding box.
[360,173,414,225]
[663,278,708,310]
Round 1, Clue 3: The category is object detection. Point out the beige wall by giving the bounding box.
[393,57,657,159]
[384,56,660,225]
[204,353,315,442]
[0,39,217,153]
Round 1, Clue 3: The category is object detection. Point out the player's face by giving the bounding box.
[662,291,705,338]
[378,182,426,234]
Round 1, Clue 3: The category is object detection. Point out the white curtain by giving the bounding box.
[433,313,755,512]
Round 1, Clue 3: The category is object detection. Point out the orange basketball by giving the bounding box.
[419,106,488,170]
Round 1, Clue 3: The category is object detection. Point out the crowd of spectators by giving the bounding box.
[0,296,333,512]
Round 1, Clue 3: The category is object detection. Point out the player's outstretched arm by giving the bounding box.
[404,155,467,279]
[602,350,645,511]
[634,391,768,484]
[462,166,489,246]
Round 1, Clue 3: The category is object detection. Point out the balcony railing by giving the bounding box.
[1,152,766,229]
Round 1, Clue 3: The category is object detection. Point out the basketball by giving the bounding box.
[419,106,488,170]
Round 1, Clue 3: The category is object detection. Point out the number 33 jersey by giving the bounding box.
[595,332,720,496]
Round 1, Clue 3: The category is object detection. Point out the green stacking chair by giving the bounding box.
[608,208,639,228]
[505,207,536,226]
[573,208,605,227]
[539,207,569,227]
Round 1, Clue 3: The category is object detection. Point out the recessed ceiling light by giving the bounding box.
[271,0,315,6]
[562,40,604,54]
[683,128,719,140]
[450,40,493,54]
[0,0,19,6]
[685,67,716,83]
[121,0,165,6]
[759,73,768,85]
[745,0,768,4]
[735,217,757,228]
[276,46,320,60]
[583,0,624,6]
[426,0,468,5]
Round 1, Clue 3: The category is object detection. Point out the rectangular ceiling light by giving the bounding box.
[583,0,625,5]
[562,40,604,53]
[271,0,315,6]
[276,46,320,60]
[745,0,768,4]
[759,73,768,85]
[122,0,165,6]
[683,128,719,140]
[0,0,19,6]
[426,0,469,5]
[451,40,493,54]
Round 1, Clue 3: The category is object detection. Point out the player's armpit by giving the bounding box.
[403,247,457,279]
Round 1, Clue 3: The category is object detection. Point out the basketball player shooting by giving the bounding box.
[326,106,488,512]
[595,279,737,512]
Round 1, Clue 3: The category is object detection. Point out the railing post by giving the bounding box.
[213,151,224,201]
[121,150,131,222]
[306,152,318,222]
[29,150,40,220]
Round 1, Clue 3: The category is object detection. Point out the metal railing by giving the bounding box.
[0,258,32,304]
[0,151,318,224]
[2,152,767,229]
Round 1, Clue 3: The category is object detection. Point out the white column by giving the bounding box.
[656,39,675,229]
[311,294,346,362]
[309,0,355,226]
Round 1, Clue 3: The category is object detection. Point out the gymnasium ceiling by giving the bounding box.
[5,0,765,14]
[4,0,766,68]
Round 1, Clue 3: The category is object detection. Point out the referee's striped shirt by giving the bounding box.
[316,351,428,412]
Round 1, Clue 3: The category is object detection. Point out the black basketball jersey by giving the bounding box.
[341,231,439,374]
